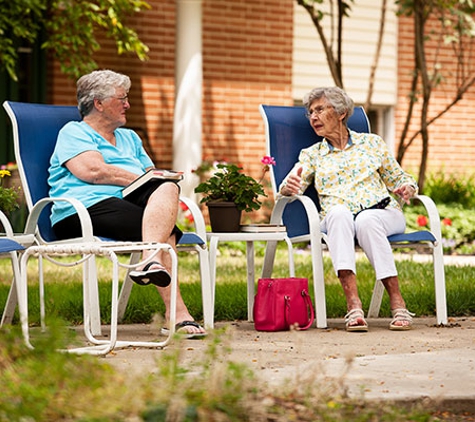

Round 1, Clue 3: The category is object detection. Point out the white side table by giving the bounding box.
[207,231,295,327]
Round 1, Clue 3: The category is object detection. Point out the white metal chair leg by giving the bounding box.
[117,252,141,322]
[85,258,102,336]
[310,237,327,328]
[17,242,178,355]
[0,253,20,326]
[367,279,385,318]
[0,279,17,326]
[262,240,278,277]
[1,249,28,327]
[433,246,448,325]
[197,246,213,330]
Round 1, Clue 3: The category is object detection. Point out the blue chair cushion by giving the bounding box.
[387,230,436,243]
[178,232,206,246]
[0,238,25,253]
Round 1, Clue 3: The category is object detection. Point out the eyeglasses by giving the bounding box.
[305,105,332,119]
[110,95,129,104]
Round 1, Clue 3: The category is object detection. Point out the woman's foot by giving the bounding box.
[345,308,368,332]
[129,261,171,287]
[389,308,415,331]
[161,320,207,339]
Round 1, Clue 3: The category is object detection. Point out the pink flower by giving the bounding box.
[258,156,276,184]
[417,215,428,227]
[442,218,452,226]
[261,156,276,166]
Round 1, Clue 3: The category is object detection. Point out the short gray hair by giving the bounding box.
[303,87,354,125]
[77,69,131,117]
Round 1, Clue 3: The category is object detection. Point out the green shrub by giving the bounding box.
[404,203,475,254]
[423,171,475,208]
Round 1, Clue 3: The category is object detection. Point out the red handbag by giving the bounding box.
[253,278,315,331]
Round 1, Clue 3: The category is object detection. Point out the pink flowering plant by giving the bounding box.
[194,156,275,212]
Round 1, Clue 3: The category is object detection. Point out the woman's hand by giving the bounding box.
[394,184,417,205]
[281,166,303,196]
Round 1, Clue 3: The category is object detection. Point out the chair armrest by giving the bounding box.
[179,196,207,239]
[0,210,36,246]
[270,194,322,239]
[0,210,15,237]
[411,194,443,243]
[24,197,95,242]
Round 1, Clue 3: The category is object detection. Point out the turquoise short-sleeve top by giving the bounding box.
[48,121,154,226]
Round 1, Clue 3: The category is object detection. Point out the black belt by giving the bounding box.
[353,197,391,219]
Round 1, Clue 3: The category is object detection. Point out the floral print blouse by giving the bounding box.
[281,130,418,217]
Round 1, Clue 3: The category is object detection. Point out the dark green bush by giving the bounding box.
[423,171,475,208]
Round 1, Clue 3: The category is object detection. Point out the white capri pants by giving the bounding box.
[321,204,406,280]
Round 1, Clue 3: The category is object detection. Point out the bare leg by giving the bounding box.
[381,276,411,328]
[338,269,367,329]
[141,182,205,335]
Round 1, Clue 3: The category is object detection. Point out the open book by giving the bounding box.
[122,169,184,199]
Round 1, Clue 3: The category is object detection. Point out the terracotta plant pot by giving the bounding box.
[206,201,242,232]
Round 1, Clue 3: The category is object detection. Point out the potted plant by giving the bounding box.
[194,159,273,232]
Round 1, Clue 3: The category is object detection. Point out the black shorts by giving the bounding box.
[52,181,183,242]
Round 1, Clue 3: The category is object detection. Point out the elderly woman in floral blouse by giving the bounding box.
[280,86,418,332]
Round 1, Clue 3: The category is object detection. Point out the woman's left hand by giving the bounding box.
[394,184,417,205]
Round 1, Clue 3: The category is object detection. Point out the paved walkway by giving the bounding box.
[103,316,475,413]
[95,254,475,412]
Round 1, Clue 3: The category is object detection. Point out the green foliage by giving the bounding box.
[0,321,137,420]
[0,0,150,81]
[422,171,475,208]
[194,163,266,212]
[396,171,475,254]
[0,169,20,214]
[404,203,475,254]
[0,0,45,81]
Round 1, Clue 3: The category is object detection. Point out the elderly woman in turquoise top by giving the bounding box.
[280,87,417,332]
[48,69,205,338]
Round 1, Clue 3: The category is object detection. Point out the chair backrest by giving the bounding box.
[259,105,370,238]
[3,101,82,242]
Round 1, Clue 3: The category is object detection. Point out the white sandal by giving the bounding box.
[389,308,415,331]
[344,308,368,332]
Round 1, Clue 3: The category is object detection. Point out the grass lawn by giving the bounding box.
[1,246,474,421]
[1,245,474,326]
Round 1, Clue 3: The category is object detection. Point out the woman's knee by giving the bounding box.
[326,204,353,224]
[355,209,405,238]
[150,181,180,201]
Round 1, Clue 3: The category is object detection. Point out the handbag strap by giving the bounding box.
[284,290,315,330]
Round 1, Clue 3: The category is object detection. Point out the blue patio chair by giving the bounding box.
[0,209,36,326]
[3,101,212,343]
[259,104,447,328]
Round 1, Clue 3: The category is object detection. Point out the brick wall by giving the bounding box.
[49,0,177,167]
[396,15,475,176]
[201,0,293,184]
[49,0,293,188]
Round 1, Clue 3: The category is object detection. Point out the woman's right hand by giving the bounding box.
[281,166,303,196]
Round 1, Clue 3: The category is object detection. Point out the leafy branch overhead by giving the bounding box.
[0,0,151,81]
